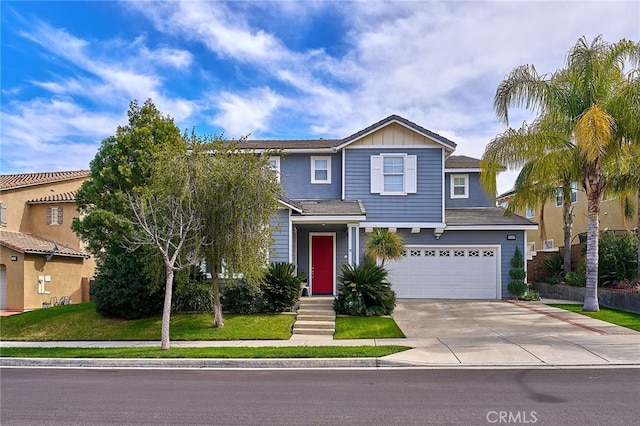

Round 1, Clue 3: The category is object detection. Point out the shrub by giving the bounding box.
[334,256,396,316]
[221,279,267,314]
[261,262,304,313]
[91,246,163,319]
[507,246,528,298]
[542,254,564,280]
[173,267,213,313]
[599,232,638,285]
[564,271,585,287]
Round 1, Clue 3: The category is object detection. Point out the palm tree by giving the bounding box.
[483,36,640,311]
[365,228,405,268]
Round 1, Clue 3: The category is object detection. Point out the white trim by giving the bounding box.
[311,156,332,184]
[277,199,302,213]
[269,156,281,183]
[446,225,538,231]
[441,150,446,222]
[345,144,442,150]
[309,232,337,296]
[362,222,446,228]
[291,216,365,223]
[288,209,293,264]
[445,168,480,173]
[450,174,469,199]
[341,150,346,200]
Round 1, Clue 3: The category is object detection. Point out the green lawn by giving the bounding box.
[334,316,405,339]
[549,304,640,332]
[0,345,408,359]
[0,303,295,341]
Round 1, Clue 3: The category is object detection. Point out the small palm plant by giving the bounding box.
[365,228,405,267]
[334,256,396,316]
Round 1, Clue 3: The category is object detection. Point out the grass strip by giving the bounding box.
[334,316,405,339]
[0,303,295,341]
[0,346,409,359]
[548,304,640,332]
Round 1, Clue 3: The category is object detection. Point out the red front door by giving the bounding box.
[311,235,334,295]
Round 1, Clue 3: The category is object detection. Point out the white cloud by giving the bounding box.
[211,88,285,138]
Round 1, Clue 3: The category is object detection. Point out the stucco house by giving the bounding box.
[246,115,536,299]
[0,171,94,311]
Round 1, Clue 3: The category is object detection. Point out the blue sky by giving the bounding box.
[2,1,639,193]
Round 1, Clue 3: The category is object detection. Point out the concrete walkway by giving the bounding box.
[1,300,639,369]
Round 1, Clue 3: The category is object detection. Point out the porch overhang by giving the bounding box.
[290,199,366,224]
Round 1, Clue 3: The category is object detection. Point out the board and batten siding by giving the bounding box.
[279,153,342,199]
[445,172,495,208]
[344,148,443,223]
[269,209,290,263]
[358,228,525,299]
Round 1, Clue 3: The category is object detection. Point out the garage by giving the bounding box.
[386,246,501,299]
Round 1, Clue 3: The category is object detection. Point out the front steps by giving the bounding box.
[292,297,335,336]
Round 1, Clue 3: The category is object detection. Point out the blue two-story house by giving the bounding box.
[241,115,536,299]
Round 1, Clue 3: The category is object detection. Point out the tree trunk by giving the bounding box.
[583,174,603,312]
[539,204,547,243]
[161,268,174,350]
[637,191,639,279]
[563,201,573,274]
[210,262,224,328]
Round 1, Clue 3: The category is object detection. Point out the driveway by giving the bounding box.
[382,299,640,366]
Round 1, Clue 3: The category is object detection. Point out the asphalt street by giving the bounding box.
[2,368,639,425]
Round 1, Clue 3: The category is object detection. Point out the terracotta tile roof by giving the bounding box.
[0,170,89,190]
[27,191,78,204]
[0,231,90,258]
[445,208,537,227]
[445,155,481,169]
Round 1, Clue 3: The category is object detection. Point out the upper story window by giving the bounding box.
[556,182,578,206]
[525,205,535,218]
[47,206,63,226]
[450,174,469,199]
[268,156,281,183]
[370,154,417,195]
[311,156,331,184]
[0,202,6,226]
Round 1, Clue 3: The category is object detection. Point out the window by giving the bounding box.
[370,154,417,195]
[268,156,280,183]
[0,202,6,226]
[556,182,578,206]
[450,174,468,199]
[47,206,63,225]
[311,156,331,184]
[543,239,555,250]
[38,275,51,294]
[525,205,535,218]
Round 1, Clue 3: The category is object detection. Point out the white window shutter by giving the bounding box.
[405,155,417,194]
[59,207,63,224]
[46,207,52,225]
[370,155,382,193]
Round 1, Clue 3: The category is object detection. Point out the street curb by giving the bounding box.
[0,357,410,369]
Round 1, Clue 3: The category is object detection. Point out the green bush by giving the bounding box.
[173,267,213,313]
[599,232,638,285]
[542,254,564,280]
[507,246,528,298]
[334,256,396,316]
[261,262,304,313]
[564,270,586,287]
[90,246,163,319]
[221,279,267,314]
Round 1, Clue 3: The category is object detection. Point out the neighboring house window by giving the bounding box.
[370,154,417,195]
[38,275,51,294]
[269,156,280,183]
[556,182,578,206]
[311,156,331,184]
[499,201,508,209]
[0,202,6,226]
[47,206,63,225]
[543,239,555,250]
[450,174,469,199]
[525,205,535,218]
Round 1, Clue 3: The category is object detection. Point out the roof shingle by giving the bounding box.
[27,191,78,204]
[0,231,90,258]
[0,170,89,190]
[445,208,536,227]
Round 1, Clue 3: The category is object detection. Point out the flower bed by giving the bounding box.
[535,282,640,314]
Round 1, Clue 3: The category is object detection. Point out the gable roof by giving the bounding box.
[0,170,89,190]
[335,115,457,151]
[445,155,481,169]
[234,115,457,152]
[27,191,78,204]
[0,231,90,258]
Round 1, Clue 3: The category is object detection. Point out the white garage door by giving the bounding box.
[386,246,500,299]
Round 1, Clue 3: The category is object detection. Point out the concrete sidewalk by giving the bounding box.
[1,300,639,369]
